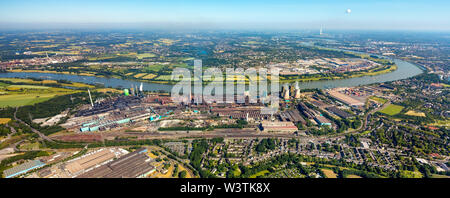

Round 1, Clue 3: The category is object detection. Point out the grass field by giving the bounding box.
[399,170,422,178]
[155,75,173,81]
[144,64,166,72]
[0,78,93,88]
[321,168,337,178]
[0,83,79,107]
[19,142,41,150]
[7,85,50,89]
[0,93,58,107]
[378,104,404,116]
[370,96,388,104]
[249,170,270,178]
[405,110,426,117]
[233,168,241,177]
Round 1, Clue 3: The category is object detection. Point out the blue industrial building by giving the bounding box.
[4,160,46,178]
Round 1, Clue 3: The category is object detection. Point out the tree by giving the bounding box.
[179,170,187,178]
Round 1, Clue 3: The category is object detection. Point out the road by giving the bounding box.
[158,149,197,178]
[14,107,54,142]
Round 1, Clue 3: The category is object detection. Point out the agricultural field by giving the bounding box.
[142,74,157,80]
[134,73,148,78]
[0,118,11,124]
[346,175,362,178]
[95,88,123,94]
[378,104,404,116]
[136,53,156,59]
[0,83,79,107]
[155,75,173,81]
[321,168,337,178]
[87,56,116,61]
[0,78,93,88]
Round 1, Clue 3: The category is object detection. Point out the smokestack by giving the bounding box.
[88,89,94,107]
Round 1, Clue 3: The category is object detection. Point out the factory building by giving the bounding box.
[279,109,306,125]
[77,148,155,178]
[326,106,354,119]
[328,90,365,107]
[4,160,46,178]
[64,148,126,177]
[314,116,332,126]
[298,102,315,119]
[75,96,142,117]
[261,121,298,133]
[79,110,152,132]
[211,107,269,120]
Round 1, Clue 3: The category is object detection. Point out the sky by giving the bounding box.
[0,0,449,31]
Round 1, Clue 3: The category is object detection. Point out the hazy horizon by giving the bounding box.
[0,0,449,31]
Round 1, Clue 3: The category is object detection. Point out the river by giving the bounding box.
[0,58,423,92]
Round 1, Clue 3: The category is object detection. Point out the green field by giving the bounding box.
[136,53,156,59]
[144,64,166,72]
[249,170,270,178]
[370,96,388,104]
[399,170,422,178]
[0,93,61,107]
[378,104,404,116]
[0,82,78,107]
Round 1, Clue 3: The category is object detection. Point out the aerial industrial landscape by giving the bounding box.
[0,1,448,182]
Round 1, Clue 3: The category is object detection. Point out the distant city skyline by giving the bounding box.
[0,0,449,31]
